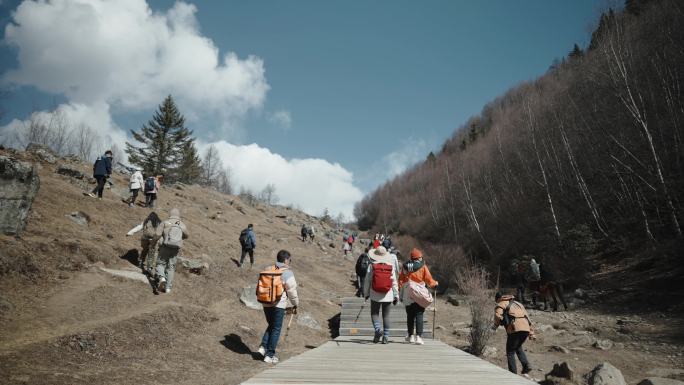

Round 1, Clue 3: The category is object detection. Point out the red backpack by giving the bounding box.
[372,263,393,293]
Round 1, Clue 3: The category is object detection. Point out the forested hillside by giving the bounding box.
[355,0,683,285]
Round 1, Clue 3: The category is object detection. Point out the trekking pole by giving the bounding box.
[432,287,437,340]
[284,311,295,342]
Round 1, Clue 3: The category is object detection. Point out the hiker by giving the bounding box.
[126,211,163,276]
[514,260,528,304]
[128,167,144,207]
[239,224,257,269]
[493,292,535,374]
[539,264,567,311]
[363,246,399,344]
[307,225,315,242]
[88,150,113,199]
[372,234,380,249]
[399,248,438,345]
[144,175,161,208]
[257,250,299,364]
[381,236,392,250]
[301,224,308,242]
[528,258,541,306]
[355,248,371,297]
[155,208,188,294]
[344,234,354,255]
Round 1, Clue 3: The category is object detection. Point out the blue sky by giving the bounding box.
[0,0,602,217]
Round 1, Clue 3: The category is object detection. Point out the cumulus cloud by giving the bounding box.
[268,110,292,129]
[198,141,363,218]
[3,0,269,138]
[382,138,431,178]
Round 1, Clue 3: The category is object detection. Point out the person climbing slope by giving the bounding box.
[128,167,145,207]
[239,224,257,269]
[363,246,399,344]
[126,211,164,276]
[87,150,113,199]
[155,208,188,294]
[399,248,438,345]
[493,292,535,375]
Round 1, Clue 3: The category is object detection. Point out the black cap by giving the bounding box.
[495,291,502,301]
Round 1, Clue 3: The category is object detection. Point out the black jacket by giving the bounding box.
[93,155,112,177]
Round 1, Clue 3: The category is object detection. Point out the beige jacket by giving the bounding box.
[494,295,532,334]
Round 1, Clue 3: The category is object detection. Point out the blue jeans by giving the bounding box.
[261,307,285,357]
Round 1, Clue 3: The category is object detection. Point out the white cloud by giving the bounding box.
[268,110,292,129]
[198,141,363,218]
[382,138,430,178]
[2,0,269,138]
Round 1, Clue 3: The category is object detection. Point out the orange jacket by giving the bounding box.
[399,263,438,289]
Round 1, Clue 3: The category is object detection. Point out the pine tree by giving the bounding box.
[125,95,193,180]
[175,141,203,184]
[568,43,583,60]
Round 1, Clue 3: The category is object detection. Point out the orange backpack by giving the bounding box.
[256,265,286,305]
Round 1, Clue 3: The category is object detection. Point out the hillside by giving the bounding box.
[0,146,358,385]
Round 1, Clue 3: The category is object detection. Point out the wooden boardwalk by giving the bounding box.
[339,296,433,338]
[242,297,535,385]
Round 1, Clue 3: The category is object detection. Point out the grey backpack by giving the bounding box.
[163,221,184,249]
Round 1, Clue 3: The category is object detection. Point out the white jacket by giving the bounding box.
[363,257,399,302]
[129,171,144,190]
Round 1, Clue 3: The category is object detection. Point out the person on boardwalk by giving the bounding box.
[257,250,299,364]
[144,175,162,208]
[128,167,144,207]
[239,224,257,269]
[399,248,438,345]
[355,248,371,297]
[87,150,113,199]
[493,292,534,375]
[363,246,399,344]
[155,208,188,294]
[126,211,163,276]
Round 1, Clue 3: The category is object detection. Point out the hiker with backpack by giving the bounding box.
[144,175,161,208]
[239,224,257,269]
[127,167,144,207]
[363,246,399,344]
[343,234,354,256]
[126,211,164,276]
[381,236,392,250]
[355,248,371,297]
[155,208,188,294]
[87,150,113,199]
[301,224,308,242]
[307,225,315,242]
[492,292,535,375]
[398,248,438,345]
[256,250,299,364]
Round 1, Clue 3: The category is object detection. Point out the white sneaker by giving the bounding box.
[258,346,266,356]
[404,334,411,342]
[165,288,171,294]
[87,193,96,198]
[415,336,424,345]
[410,335,417,344]
[263,356,279,364]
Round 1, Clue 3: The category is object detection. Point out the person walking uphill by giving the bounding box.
[399,248,438,345]
[363,246,399,344]
[493,292,535,375]
[257,250,299,364]
[88,150,113,199]
[239,224,257,269]
[126,211,163,276]
[128,167,144,207]
[155,208,188,294]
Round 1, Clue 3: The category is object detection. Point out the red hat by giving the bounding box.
[410,248,422,260]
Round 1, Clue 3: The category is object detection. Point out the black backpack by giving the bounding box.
[144,177,156,192]
[239,229,250,247]
[355,253,370,276]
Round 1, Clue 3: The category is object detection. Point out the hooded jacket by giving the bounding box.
[398,259,438,305]
[494,295,532,334]
[130,170,144,190]
[93,154,112,177]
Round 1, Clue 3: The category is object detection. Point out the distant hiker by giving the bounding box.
[87,150,113,199]
[307,225,315,242]
[155,208,188,294]
[372,234,380,249]
[128,167,144,207]
[528,258,541,305]
[344,233,354,256]
[493,292,534,375]
[538,264,567,311]
[363,246,399,344]
[239,224,257,269]
[301,224,308,242]
[144,175,161,208]
[381,236,392,250]
[355,248,371,297]
[256,250,299,364]
[126,211,164,276]
[514,260,528,304]
[399,248,438,345]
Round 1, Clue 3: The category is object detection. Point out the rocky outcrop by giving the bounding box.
[56,165,85,179]
[25,143,57,164]
[240,286,260,310]
[586,362,627,385]
[296,312,321,330]
[0,156,40,235]
[178,256,209,275]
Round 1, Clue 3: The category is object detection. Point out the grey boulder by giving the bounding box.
[0,156,40,235]
[240,286,261,310]
[586,362,627,385]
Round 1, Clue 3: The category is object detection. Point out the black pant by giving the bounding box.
[506,331,530,373]
[92,176,106,198]
[145,193,157,207]
[406,302,425,336]
[240,248,254,266]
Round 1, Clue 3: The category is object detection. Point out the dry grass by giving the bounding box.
[455,261,494,356]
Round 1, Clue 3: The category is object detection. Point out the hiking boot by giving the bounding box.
[258,346,266,357]
[381,336,388,344]
[415,336,424,345]
[521,365,532,374]
[158,277,166,292]
[373,332,381,343]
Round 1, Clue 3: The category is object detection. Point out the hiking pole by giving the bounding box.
[432,287,437,340]
[284,310,295,342]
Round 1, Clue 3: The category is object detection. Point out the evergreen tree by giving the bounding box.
[568,43,583,60]
[175,141,203,184]
[125,95,193,180]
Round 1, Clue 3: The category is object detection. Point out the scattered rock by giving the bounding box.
[99,267,148,284]
[178,256,209,275]
[574,288,588,299]
[536,324,554,332]
[547,362,575,380]
[239,286,260,310]
[585,362,627,385]
[56,164,85,179]
[570,334,595,347]
[328,242,335,248]
[549,345,570,354]
[637,379,684,385]
[447,294,466,306]
[26,143,57,164]
[593,339,614,350]
[297,312,321,330]
[0,156,40,235]
[482,346,497,357]
[66,211,90,226]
